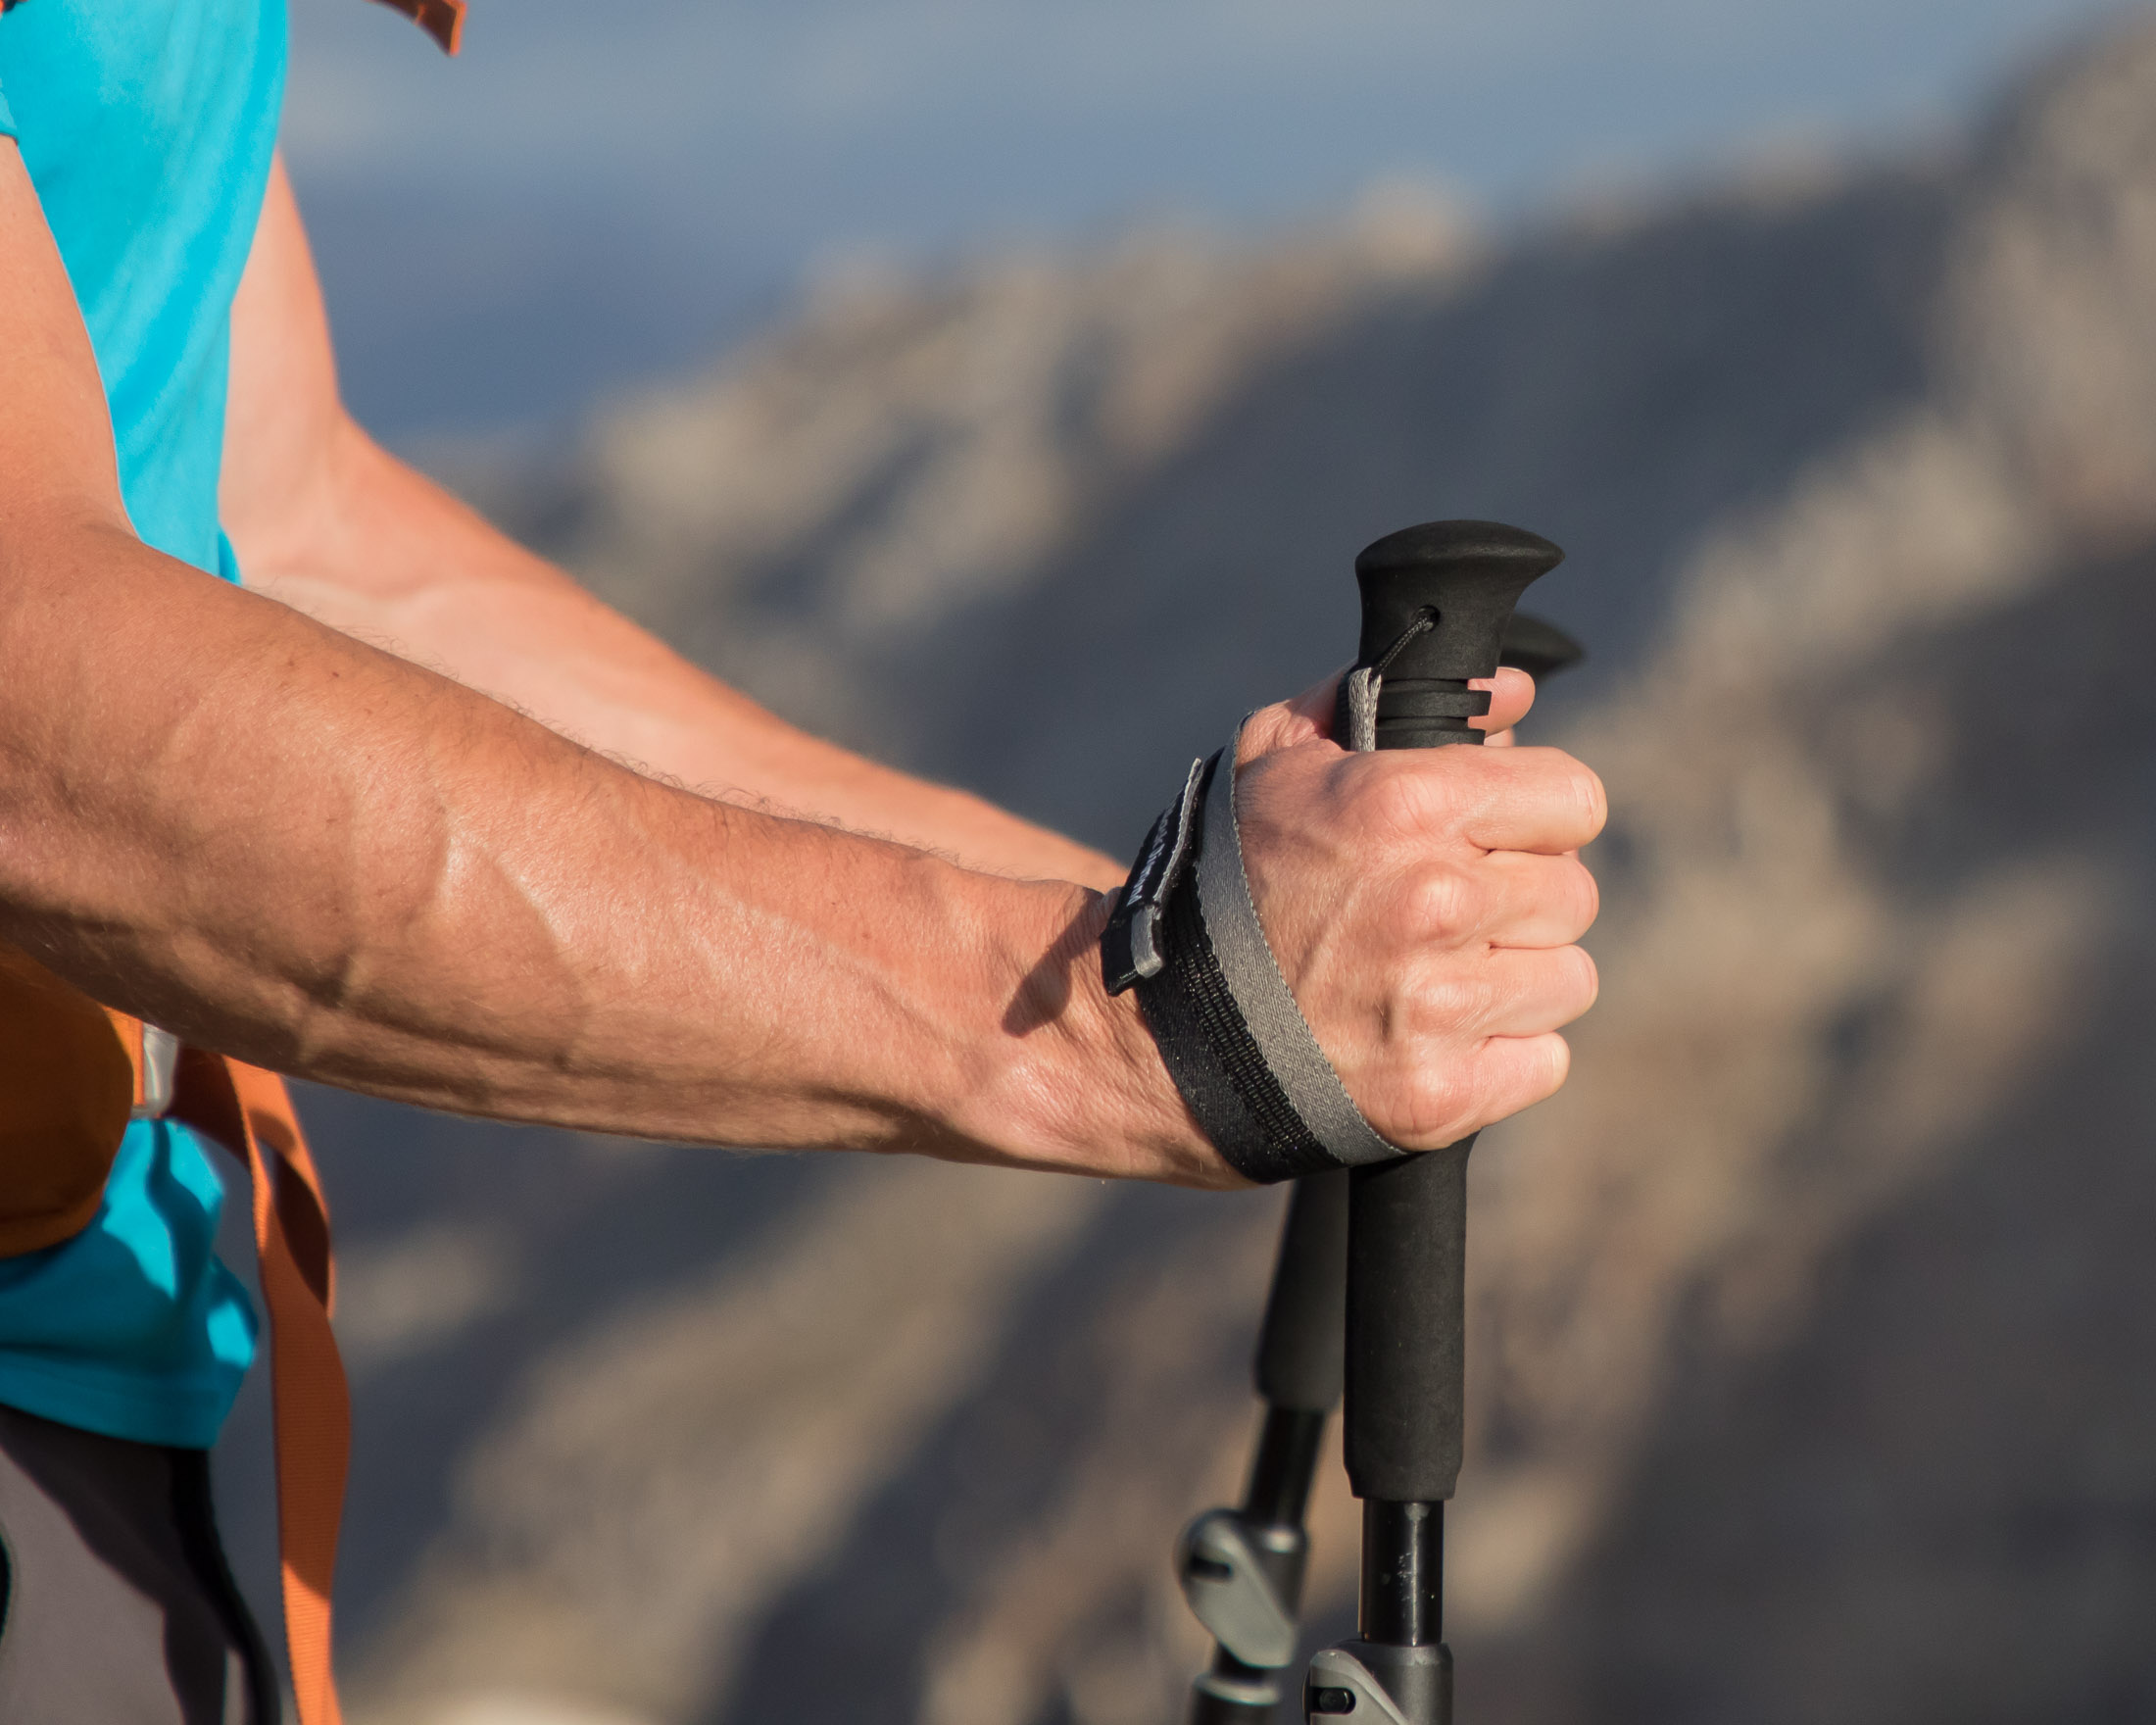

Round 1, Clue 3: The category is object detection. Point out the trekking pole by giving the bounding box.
[1301,519,1564,1725]
[1174,607,1578,1722]
[1173,590,1577,1724]
[1178,1167,1351,1721]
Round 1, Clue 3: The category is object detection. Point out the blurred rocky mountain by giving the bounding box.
[224,10,2156,1723]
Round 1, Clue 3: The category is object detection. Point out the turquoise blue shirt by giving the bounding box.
[0,0,285,1449]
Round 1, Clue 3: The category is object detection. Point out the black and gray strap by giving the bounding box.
[1102,721,1406,1184]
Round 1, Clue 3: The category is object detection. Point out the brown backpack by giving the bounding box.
[1,945,351,1725]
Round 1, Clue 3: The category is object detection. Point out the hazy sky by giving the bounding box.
[286,0,2140,436]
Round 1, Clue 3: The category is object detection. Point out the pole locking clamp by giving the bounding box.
[1304,1642,1453,1724]
[1175,1509,1299,1670]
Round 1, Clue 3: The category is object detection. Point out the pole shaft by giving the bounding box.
[1358,1500,1445,1646]
[1244,1405,1327,1529]
[1254,1170,1350,1412]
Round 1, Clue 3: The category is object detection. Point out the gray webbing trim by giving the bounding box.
[1193,720,1400,1168]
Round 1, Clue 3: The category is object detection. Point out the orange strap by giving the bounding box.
[369,0,466,54]
[105,1017,352,1725]
[0,0,466,48]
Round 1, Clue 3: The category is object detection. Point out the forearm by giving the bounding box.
[233,423,1124,890]
[0,514,1211,1180]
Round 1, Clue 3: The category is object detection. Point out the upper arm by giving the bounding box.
[219,155,357,574]
[0,139,130,537]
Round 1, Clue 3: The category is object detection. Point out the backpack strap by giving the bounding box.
[368,0,466,54]
[115,1018,353,1725]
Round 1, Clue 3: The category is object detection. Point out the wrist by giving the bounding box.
[947,880,1240,1188]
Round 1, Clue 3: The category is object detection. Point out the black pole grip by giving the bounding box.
[1345,1150,1470,1503]
[1352,520,1565,749]
[1342,520,1562,1506]
[1499,613,1584,683]
[1253,1168,1350,1412]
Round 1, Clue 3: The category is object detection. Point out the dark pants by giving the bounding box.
[0,1403,276,1724]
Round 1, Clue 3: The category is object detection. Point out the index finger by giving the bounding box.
[1383,743,1607,855]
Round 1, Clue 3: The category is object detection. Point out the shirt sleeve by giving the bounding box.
[0,74,15,140]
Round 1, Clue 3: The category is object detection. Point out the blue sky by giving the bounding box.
[284,0,2141,437]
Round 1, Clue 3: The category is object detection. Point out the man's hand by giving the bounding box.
[1230,665,1604,1152]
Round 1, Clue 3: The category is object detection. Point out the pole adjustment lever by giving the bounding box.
[1177,1509,1302,1669]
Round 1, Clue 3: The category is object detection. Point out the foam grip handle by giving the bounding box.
[1342,520,1562,1504]
[1346,1149,1471,1501]
[1253,1168,1350,1411]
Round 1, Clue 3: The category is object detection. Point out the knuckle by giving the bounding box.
[1401,1058,1482,1145]
[1409,959,1494,1035]
[1403,865,1482,940]
[1363,763,1437,834]
[1355,754,1480,842]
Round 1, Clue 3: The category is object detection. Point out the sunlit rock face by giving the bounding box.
[251,14,2156,1725]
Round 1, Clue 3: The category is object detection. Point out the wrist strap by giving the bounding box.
[1103,723,1403,1183]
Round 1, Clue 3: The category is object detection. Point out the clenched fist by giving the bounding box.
[1230,666,1604,1153]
